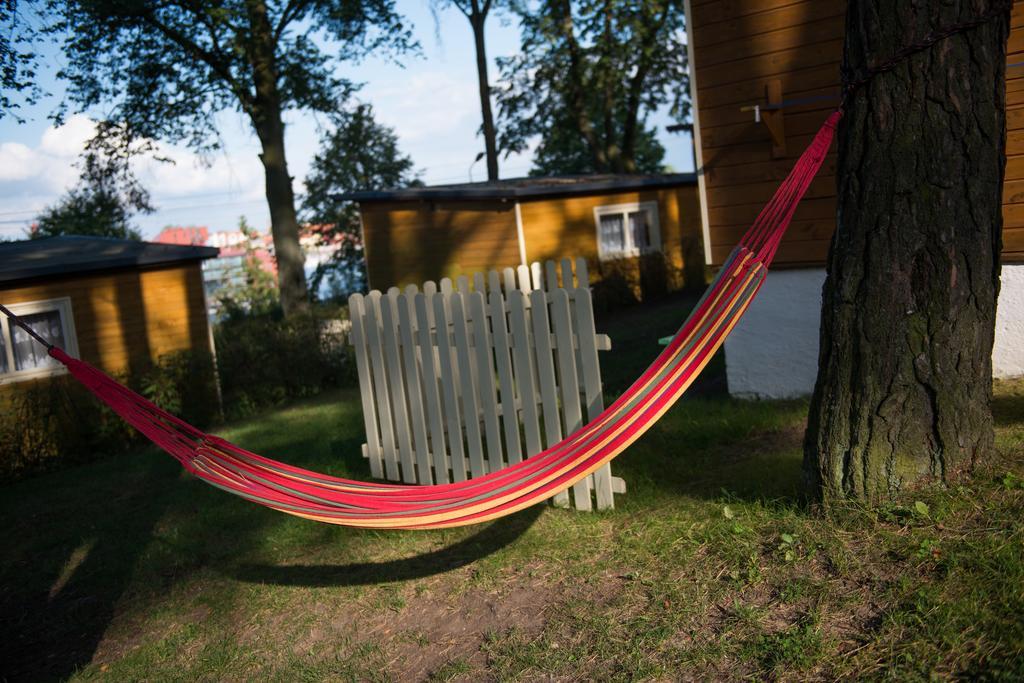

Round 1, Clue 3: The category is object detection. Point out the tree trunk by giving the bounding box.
[803,0,1009,502]
[245,0,308,316]
[470,7,499,181]
[255,112,309,316]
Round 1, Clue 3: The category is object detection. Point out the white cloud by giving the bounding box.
[0,115,93,191]
[0,142,39,182]
[0,115,269,236]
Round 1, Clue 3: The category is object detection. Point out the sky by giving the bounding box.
[0,1,694,241]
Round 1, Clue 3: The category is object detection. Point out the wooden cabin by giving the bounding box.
[685,0,1024,397]
[0,236,218,395]
[346,174,703,301]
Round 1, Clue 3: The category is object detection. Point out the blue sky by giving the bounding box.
[0,1,694,240]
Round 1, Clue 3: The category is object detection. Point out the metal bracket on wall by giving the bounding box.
[740,79,787,159]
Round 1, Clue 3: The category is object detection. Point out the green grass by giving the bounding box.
[1,299,1022,681]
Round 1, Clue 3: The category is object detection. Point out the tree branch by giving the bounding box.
[621,2,672,170]
[137,9,255,111]
[274,0,313,41]
[556,0,607,170]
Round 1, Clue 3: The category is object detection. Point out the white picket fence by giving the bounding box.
[347,257,625,511]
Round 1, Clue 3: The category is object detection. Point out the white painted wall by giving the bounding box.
[724,269,826,399]
[724,264,1024,399]
[994,264,1024,379]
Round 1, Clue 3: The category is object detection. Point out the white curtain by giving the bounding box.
[12,311,64,372]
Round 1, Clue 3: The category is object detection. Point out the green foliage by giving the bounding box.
[32,127,153,240]
[0,350,217,481]
[50,1,416,155]
[32,186,144,240]
[139,351,221,423]
[495,0,689,175]
[302,104,420,301]
[215,217,280,319]
[213,308,355,420]
[0,1,43,121]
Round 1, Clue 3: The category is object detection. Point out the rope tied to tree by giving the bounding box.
[839,1,1014,112]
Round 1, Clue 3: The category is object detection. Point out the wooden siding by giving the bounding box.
[519,186,703,286]
[0,262,211,393]
[361,200,520,290]
[360,185,704,291]
[690,0,1024,266]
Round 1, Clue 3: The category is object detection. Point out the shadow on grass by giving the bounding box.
[611,396,812,507]
[229,504,544,588]
[993,379,1024,427]
[0,455,182,682]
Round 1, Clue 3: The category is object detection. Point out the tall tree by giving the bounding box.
[434,0,501,180]
[804,0,1011,502]
[496,0,688,175]
[50,1,414,315]
[303,103,419,299]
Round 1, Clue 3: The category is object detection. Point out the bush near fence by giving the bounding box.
[212,306,356,420]
[0,350,219,482]
[0,306,357,481]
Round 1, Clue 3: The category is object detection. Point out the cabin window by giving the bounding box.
[0,297,79,384]
[593,202,661,260]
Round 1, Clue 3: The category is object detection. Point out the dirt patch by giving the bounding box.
[278,566,571,681]
[381,580,557,680]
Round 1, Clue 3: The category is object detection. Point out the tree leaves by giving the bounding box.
[494,0,690,175]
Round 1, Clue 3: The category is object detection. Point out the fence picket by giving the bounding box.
[544,260,559,291]
[450,294,486,478]
[560,258,575,289]
[508,291,543,461]
[551,289,591,510]
[529,288,570,507]
[517,264,533,293]
[415,292,449,484]
[473,272,486,295]
[347,294,383,479]
[380,293,417,483]
[575,257,589,289]
[489,291,522,465]
[432,293,467,482]
[574,287,613,509]
[364,292,400,480]
[502,267,516,294]
[398,293,433,485]
[531,262,543,290]
[469,291,503,474]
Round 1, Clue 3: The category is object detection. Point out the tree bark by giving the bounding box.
[246,0,309,316]
[469,1,499,181]
[804,0,1009,502]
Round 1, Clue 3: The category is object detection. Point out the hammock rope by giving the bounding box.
[0,111,840,529]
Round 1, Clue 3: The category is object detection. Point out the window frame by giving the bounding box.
[0,296,80,384]
[593,201,662,261]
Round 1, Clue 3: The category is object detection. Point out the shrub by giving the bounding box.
[0,349,218,482]
[213,307,355,420]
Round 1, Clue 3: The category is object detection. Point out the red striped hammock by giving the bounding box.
[10,112,840,530]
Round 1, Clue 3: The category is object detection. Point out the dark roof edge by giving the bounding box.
[338,173,698,203]
[0,241,219,285]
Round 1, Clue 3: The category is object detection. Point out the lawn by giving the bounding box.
[2,293,1023,681]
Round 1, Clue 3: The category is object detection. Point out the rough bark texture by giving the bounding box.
[804,0,1009,502]
[246,0,309,316]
